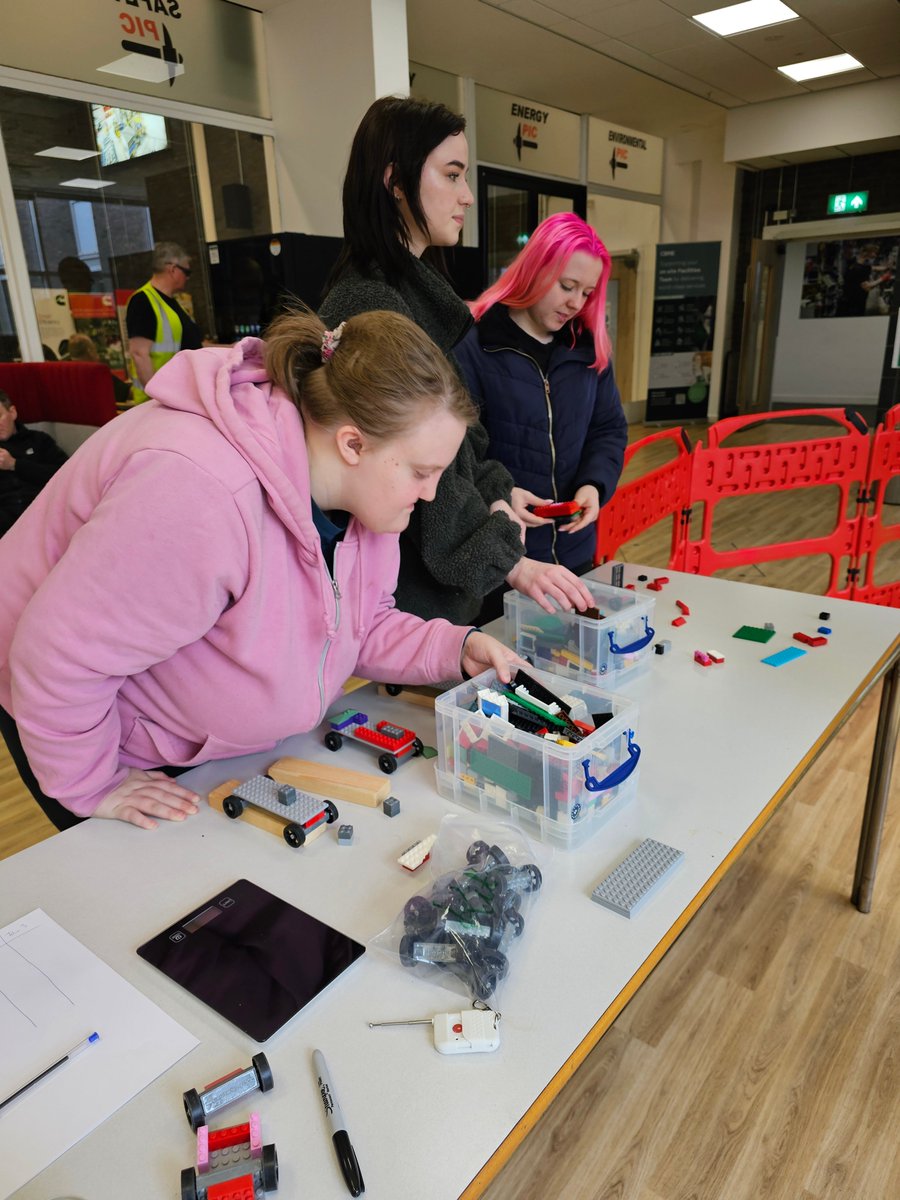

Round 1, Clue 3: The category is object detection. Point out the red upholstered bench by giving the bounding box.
[0,362,118,453]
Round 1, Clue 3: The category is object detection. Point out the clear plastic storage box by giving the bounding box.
[503,580,656,686]
[434,665,641,849]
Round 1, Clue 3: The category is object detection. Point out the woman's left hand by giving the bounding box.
[559,484,600,532]
[461,632,527,684]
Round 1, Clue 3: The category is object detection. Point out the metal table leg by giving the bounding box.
[852,657,900,912]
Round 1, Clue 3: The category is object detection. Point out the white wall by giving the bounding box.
[660,124,738,420]
[587,193,659,412]
[264,0,408,236]
[770,240,889,408]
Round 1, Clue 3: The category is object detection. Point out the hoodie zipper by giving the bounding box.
[484,346,560,563]
[316,544,342,724]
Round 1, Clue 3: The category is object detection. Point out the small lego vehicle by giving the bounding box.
[530,500,583,521]
[180,1112,278,1200]
[222,775,338,848]
[398,841,542,1001]
[324,709,424,774]
[183,1053,274,1131]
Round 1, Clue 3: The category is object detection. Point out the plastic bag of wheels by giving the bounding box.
[370,814,544,1006]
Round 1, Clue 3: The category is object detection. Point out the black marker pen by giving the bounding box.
[313,1048,365,1196]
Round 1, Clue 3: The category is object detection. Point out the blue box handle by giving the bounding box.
[607,616,654,656]
[581,729,641,792]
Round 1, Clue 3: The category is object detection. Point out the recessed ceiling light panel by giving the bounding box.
[778,53,864,81]
[59,178,115,190]
[693,0,798,37]
[35,147,100,161]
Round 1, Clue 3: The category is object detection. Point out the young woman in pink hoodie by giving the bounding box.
[0,309,520,831]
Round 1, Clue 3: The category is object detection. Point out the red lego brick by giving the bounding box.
[676,600,690,615]
[207,1176,256,1200]
[655,576,670,585]
[672,616,686,627]
[208,1122,252,1152]
[646,581,663,591]
[794,631,827,647]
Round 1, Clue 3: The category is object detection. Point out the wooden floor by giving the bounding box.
[2,418,899,1199]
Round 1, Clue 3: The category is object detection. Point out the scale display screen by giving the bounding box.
[137,879,365,1041]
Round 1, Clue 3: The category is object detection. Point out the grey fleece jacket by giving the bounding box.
[319,254,523,623]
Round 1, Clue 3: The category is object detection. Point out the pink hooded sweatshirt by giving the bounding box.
[0,339,469,816]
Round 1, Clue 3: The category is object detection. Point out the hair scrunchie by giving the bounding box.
[320,321,346,363]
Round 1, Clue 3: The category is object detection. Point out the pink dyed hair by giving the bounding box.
[469,212,612,372]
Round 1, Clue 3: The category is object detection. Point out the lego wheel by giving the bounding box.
[403,894,435,934]
[253,1052,274,1092]
[183,1088,205,1131]
[385,683,403,696]
[223,795,244,819]
[283,822,306,848]
[412,737,424,755]
[324,731,343,752]
[180,1167,199,1200]
[472,970,498,1002]
[479,947,509,981]
[378,752,398,774]
[324,800,339,824]
[466,839,490,865]
[262,1144,279,1189]
[521,863,543,892]
[399,932,418,967]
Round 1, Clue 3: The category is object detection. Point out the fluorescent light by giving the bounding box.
[35,146,100,161]
[59,178,115,190]
[693,1,798,36]
[778,53,864,81]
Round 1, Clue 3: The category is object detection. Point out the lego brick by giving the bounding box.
[337,824,353,845]
[793,631,827,647]
[591,838,684,917]
[398,834,437,871]
[672,616,686,627]
[762,646,807,667]
[818,626,832,635]
[654,640,671,655]
[469,747,532,802]
[232,776,326,829]
[383,796,400,817]
[707,650,725,664]
[693,650,712,666]
[676,600,690,615]
[733,624,775,642]
[268,756,390,807]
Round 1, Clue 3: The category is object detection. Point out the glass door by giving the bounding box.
[478,167,586,285]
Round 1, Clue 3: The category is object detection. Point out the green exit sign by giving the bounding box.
[827,191,869,215]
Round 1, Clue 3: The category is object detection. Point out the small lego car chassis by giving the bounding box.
[222,775,339,848]
[325,709,424,774]
[180,1112,278,1200]
[398,841,542,1002]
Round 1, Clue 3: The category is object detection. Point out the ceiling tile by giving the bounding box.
[599,39,747,105]
[620,16,720,55]
[728,20,840,68]
[832,26,900,76]
[577,0,683,37]
[658,40,807,100]
[789,0,900,36]
[537,0,625,15]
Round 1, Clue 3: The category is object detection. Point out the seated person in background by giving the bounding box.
[456,213,627,580]
[66,332,132,409]
[0,388,68,538]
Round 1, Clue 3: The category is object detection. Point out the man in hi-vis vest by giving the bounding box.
[125,242,204,402]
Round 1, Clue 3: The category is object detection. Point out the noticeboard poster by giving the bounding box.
[646,242,720,423]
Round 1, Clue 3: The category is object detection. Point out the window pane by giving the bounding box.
[204,127,271,239]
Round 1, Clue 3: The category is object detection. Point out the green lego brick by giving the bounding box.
[469,747,532,802]
[733,624,776,643]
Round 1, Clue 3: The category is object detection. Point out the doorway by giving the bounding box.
[477,166,586,286]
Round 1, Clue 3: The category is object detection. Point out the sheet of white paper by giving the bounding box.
[0,908,198,1198]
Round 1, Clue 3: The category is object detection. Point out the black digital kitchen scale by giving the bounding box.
[137,879,366,1041]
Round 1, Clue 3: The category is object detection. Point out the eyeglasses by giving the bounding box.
[170,262,192,277]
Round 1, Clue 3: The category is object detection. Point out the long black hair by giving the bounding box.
[327,95,466,288]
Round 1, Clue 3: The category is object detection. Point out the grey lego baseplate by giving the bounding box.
[591,838,684,917]
[232,775,327,829]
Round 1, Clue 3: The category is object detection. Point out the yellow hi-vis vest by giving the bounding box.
[129,283,183,403]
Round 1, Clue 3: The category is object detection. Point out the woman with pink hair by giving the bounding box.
[456,213,627,581]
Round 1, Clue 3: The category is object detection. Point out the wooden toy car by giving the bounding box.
[211,774,338,848]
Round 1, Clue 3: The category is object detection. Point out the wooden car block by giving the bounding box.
[267,756,390,808]
[376,683,441,709]
[207,778,327,843]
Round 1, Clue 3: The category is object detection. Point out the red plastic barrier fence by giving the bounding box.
[854,405,900,606]
[682,408,870,600]
[594,427,694,570]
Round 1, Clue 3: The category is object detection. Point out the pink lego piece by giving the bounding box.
[694,650,712,666]
[249,1111,262,1158]
[197,1126,210,1173]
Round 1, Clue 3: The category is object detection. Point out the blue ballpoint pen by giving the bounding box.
[0,1032,100,1113]
[313,1049,365,1196]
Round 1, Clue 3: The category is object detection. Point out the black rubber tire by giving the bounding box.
[262,1144,279,1189]
[324,800,339,824]
[223,795,243,819]
[253,1052,274,1092]
[183,1088,205,1131]
[324,731,343,752]
[412,737,424,755]
[385,683,403,696]
[378,753,397,774]
[283,822,306,848]
[180,1167,198,1200]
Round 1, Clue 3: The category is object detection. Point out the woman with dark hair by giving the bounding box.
[0,308,519,831]
[320,95,592,625]
[456,213,627,575]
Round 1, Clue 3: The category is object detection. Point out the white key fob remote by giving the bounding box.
[432,1009,500,1055]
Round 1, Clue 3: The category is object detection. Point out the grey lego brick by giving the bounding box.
[232,776,326,827]
[591,838,684,918]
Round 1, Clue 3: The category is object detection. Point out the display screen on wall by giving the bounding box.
[801,238,897,319]
[91,106,168,166]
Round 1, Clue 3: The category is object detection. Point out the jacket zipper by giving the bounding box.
[484,346,560,563]
[316,544,342,724]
